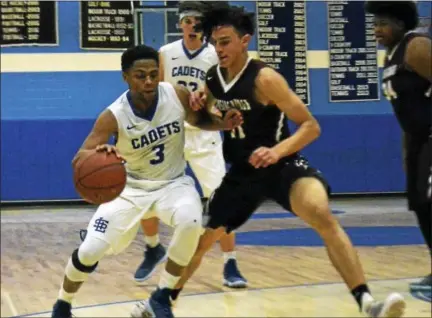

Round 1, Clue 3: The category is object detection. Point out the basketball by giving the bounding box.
[73,149,126,204]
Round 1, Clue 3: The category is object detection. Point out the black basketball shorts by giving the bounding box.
[405,134,432,211]
[205,157,331,233]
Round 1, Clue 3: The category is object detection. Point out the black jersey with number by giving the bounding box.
[206,58,293,165]
[382,32,431,137]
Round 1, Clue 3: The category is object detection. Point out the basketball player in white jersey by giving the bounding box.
[134,1,247,289]
[51,45,242,318]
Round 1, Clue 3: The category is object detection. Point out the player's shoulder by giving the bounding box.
[158,82,183,100]
[252,60,280,77]
[107,90,129,111]
[158,81,175,91]
[204,42,216,53]
[158,82,186,112]
[159,39,182,54]
[405,31,431,42]
[206,63,218,78]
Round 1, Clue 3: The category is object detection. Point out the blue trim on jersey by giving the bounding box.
[126,89,159,122]
[181,40,208,60]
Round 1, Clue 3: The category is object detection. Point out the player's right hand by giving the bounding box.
[189,91,207,111]
[96,144,126,161]
[223,109,244,130]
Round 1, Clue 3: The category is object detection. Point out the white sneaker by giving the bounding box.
[130,300,154,318]
[362,293,406,317]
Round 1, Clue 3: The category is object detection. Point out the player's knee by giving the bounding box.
[167,209,203,266]
[174,215,202,246]
[299,202,338,235]
[64,248,100,283]
[77,237,110,266]
[173,203,203,233]
[314,210,339,235]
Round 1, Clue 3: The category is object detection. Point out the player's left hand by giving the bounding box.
[189,90,207,111]
[223,109,244,130]
[249,147,280,168]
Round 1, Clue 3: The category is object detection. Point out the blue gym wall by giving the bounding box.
[1,1,431,201]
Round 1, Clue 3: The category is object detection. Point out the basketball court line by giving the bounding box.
[16,277,426,317]
[2,289,19,317]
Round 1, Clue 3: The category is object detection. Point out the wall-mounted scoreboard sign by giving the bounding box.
[256,1,310,105]
[328,1,380,102]
[80,1,139,50]
[1,1,58,47]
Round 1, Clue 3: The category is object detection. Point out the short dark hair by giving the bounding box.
[199,4,255,39]
[365,1,419,31]
[178,1,207,15]
[121,45,159,72]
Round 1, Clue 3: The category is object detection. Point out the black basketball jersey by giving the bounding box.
[206,58,292,165]
[382,32,431,137]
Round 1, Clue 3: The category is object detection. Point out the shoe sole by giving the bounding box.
[385,300,405,318]
[130,299,155,318]
[223,279,248,289]
[134,252,168,284]
[382,294,406,318]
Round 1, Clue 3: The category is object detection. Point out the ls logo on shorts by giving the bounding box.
[93,217,109,233]
[79,217,110,242]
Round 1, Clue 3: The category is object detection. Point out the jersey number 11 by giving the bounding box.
[231,125,246,139]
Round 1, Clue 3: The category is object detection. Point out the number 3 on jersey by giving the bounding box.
[177,80,198,92]
[150,144,164,165]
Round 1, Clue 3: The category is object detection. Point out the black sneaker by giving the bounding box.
[223,259,248,288]
[51,300,73,318]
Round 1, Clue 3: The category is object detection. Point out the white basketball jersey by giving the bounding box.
[160,40,218,130]
[108,82,186,184]
[160,39,218,92]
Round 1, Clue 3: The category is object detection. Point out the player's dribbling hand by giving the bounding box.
[223,109,244,130]
[96,144,126,162]
[189,91,207,111]
[249,147,280,168]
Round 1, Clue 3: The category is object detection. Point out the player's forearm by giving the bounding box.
[272,119,321,158]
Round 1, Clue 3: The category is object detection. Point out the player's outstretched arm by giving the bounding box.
[174,84,243,131]
[72,109,121,166]
[256,67,321,159]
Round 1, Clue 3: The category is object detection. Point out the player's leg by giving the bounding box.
[186,129,247,288]
[131,172,263,317]
[271,159,405,317]
[218,231,247,287]
[52,197,140,318]
[408,136,432,292]
[134,217,167,283]
[131,176,205,318]
[174,171,263,300]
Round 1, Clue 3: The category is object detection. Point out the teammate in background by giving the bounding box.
[132,5,407,318]
[134,1,247,289]
[51,45,242,318]
[365,1,431,292]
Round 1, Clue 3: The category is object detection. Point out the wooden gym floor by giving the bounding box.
[1,197,431,317]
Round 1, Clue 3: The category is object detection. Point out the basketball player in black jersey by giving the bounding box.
[365,1,431,293]
[131,5,406,318]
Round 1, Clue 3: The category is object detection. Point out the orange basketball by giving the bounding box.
[73,150,126,204]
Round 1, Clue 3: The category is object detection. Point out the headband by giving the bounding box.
[179,10,203,21]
